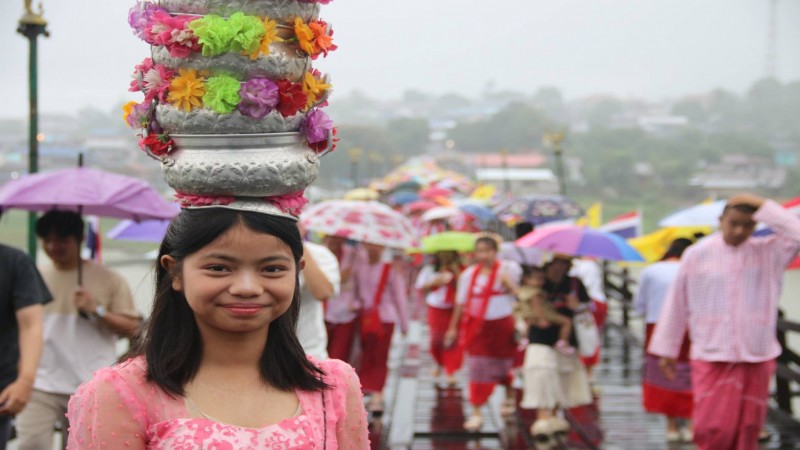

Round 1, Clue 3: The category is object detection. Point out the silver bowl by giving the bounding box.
[162,132,319,197]
[156,105,305,135]
[158,0,321,23]
[151,43,309,82]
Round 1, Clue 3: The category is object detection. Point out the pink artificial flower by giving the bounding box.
[142,65,174,103]
[175,192,236,208]
[149,11,200,58]
[300,109,333,144]
[128,1,167,43]
[266,191,309,217]
[129,58,155,93]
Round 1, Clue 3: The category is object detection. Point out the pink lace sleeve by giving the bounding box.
[67,364,148,449]
[327,360,370,448]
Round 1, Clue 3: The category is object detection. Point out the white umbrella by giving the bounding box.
[300,200,418,249]
[658,200,726,227]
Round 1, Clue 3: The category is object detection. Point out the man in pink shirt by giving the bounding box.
[649,193,800,450]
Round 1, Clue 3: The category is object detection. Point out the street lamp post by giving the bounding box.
[348,147,363,187]
[18,1,49,259]
[544,132,567,196]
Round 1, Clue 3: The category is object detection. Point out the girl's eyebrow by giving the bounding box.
[199,253,293,264]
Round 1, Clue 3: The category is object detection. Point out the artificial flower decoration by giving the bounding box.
[141,64,174,103]
[238,78,280,119]
[252,17,283,59]
[203,74,242,114]
[300,109,333,144]
[266,191,309,217]
[122,101,137,126]
[128,57,154,93]
[227,12,265,56]
[123,101,152,129]
[168,68,206,112]
[149,11,200,58]
[308,20,337,59]
[294,17,316,55]
[188,14,236,56]
[276,80,308,117]
[128,1,167,43]
[139,133,173,157]
[175,192,236,207]
[301,69,331,109]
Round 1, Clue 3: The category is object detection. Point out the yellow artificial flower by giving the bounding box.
[302,71,332,109]
[294,17,315,55]
[122,101,137,124]
[249,17,284,59]
[168,68,206,112]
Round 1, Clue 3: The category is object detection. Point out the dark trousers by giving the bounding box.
[0,415,10,450]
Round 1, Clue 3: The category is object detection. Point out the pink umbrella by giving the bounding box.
[419,187,454,200]
[0,167,176,220]
[403,200,437,214]
[301,200,419,249]
[516,225,644,262]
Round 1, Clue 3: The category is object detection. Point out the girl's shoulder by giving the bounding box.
[312,357,359,387]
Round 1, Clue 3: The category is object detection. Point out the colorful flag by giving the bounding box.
[576,202,602,228]
[601,210,642,239]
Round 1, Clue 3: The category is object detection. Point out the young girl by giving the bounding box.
[66,208,370,448]
[515,267,575,356]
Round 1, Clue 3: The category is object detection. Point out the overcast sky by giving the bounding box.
[1,0,799,118]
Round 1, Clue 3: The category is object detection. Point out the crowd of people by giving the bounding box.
[1,192,799,449]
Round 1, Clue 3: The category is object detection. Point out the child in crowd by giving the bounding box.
[515,266,574,355]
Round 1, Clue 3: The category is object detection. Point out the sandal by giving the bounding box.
[500,399,516,417]
[368,400,385,417]
[531,419,554,444]
[463,415,483,432]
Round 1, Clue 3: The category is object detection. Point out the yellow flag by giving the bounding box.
[576,202,602,228]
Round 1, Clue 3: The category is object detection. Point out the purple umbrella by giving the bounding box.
[107,218,172,242]
[0,167,176,220]
[516,225,644,262]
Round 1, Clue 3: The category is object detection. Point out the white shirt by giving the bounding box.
[455,260,521,320]
[298,242,340,360]
[569,258,607,302]
[633,261,681,324]
[415,265,455,309]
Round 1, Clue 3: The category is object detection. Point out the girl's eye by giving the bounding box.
[205,265,228,273]
[263,266,287,274]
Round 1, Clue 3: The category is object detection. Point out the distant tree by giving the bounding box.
[385,118,429,154]
[532,87,567,122]
[447,102,554,152]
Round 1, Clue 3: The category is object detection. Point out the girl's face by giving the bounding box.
[524,271,545,287]
[162,223,299,336]
[474,241,497,266]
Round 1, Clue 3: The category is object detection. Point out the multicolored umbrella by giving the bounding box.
[343,188,380,201]
[420,232,476,254]
[516,225,644,262]
[493,195,584,226]
[300,200,418,249]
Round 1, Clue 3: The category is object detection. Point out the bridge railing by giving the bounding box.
[601,261,800,421]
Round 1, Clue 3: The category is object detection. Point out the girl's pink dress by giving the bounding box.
[66,356,369,449]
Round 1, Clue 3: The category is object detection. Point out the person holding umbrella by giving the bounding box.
[352,242,410,416]
[444,236,521,432]
[15,211,141,449]
[415,249,465,385]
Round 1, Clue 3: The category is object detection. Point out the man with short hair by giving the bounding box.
[15,211,141,449]
[0,243,50,450]
[650,194,800,450]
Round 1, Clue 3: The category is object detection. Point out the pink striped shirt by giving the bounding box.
[648,200,800,362]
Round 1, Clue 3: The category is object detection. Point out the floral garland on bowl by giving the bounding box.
[128,1,336,60]
[175,190,309,217]
[123,58,336,157]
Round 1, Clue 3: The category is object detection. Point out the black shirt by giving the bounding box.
[527,275,590,347]
[0,244,52,390]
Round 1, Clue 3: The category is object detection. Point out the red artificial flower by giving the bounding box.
[276,80,308,118]
[139,133,173,157]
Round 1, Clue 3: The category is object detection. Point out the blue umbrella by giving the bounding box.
[493,195,584,226]
[458,204,496,224]
[516,225,644,262]
[389,191,419,206]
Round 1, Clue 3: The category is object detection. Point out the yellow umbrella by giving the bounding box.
[343,188,379,201]
[628,226,712,262]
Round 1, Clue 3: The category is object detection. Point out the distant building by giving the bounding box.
[690,154,786,197]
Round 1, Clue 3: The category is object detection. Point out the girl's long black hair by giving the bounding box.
[133,208,327,396]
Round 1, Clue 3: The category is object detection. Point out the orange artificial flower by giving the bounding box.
[168,68,206,112]
[294,17,315,55]
[308,20,336,57]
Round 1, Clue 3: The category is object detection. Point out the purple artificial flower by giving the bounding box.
[127,101,152,129]
[237,78,280,120]
[301,109,333,144]
[128,1,168,43]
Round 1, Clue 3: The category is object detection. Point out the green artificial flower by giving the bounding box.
[203,74,241,114]
[188,15,235,57]
[227,12,266,56]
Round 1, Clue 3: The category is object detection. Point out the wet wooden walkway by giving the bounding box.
[369,309,800,449]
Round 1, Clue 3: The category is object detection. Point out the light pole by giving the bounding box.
[348,147,362,187]
[500,148,511,194]
[18,1,49,259]
[543,131,567,196]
